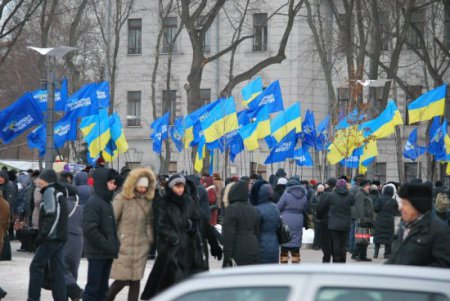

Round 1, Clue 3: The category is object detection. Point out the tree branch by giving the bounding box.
[205,35,253,63]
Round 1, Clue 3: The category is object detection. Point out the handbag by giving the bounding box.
[276,218,292,244]
[355,227,371,245]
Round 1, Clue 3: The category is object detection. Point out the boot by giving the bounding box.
[105,280,127,301]
[373,244,379,259]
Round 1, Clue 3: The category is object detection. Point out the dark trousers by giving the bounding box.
[353,243,368,259]
[347,219,356,253]
[28,241,66,301]
[319,224,332,263]
[330,230,348,263]
[374,243,391,258]
[313,216,321,249]
[106,280,140,301]
[83,259,112,301]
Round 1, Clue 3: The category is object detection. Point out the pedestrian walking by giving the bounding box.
[82,168,123,301]
[28,169,68,301]
[387,183,450,267]
[316,178,336,262]
[106,168,156,301]
[310,184,324,250]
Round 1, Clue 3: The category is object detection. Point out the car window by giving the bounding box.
[174,287,290,301]
[315,287,448,301]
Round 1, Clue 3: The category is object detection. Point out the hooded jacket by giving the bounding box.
[373,186,398,245]
[354,188,375,227]
[111,168,156,281]
[222,181,260,265]
[319,187,355,232]
[82,168,120,259]
[277,185,308,248]
[74,171,93,205]
[0,171,17,216]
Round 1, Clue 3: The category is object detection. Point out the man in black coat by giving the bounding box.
[352,179,374,261]
[387,183,450,267]
[316,178,336,262]
[82,168,123,301]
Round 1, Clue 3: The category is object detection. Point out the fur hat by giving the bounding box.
[398,183,432,214]
[227,180,249,204]
[336,179,347,189]
[168,174,186,189]
[39,169,57,184]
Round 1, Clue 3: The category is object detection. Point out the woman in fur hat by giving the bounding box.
[106,168,156,301]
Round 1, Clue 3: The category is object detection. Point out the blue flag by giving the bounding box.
[264,130,297,164]
[150,112,170,153]
[27,125,46,157]
[316,114,330,151]
[294,146,313,166]
[403,128,426,161]
[247,80,284,117]
[335,108,365,130]
[96,81,110,108]
[64,83,99,119]
[0,92,44,144]
[340,148,363,168]
[54,114,78,149]
[429,116,440,144]
[428,119,447,160]
[170,116,185,152]
[302,110,317,149]
[32,78,68,112]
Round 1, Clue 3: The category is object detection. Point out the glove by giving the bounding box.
[210,246,223,261]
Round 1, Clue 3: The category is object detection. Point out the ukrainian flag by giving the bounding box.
[408,84,446,124]
[201,97,239,143]
[84,109,111,158]
[194,139,206,173]
[80,110,106,136]
[327,126,364,165]
[360,140,378,165]
[270,102,302,143]
[109,112,128,153]
[184,99,220,148]
[239,122,259,151]
[242,76,263,106]
[102,140,118,162]
[359,100,403,139]
[254,105,270,139]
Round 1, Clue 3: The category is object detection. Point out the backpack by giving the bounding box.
[435,193,450,214]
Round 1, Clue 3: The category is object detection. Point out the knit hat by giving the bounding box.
[277,177,288,185]
[310,179,318,186]
[276,168,287,178]
[39,169,58,184]
[326,177,337,188]
[360,179,371,188]
[136,177,149,187]
[168,174,186,188]
[398,183,432,214]
[287,178,301,187]
[336,179,347,189]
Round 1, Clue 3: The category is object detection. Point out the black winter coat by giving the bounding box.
[387,212,450,267]
[0,171,17,216]
[373,196,398,245]
[255,201,280,263]
[223,201,260,266]
[315,189,332,227]
[318,187,355,232]
[354,189,375,227]
[272,184,286,204]
[82,168,120,259]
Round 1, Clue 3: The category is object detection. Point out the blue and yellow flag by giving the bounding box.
[239,122,259,151]
[254,105,270,139]
[270,102,302,143]
[408,84,446,124]
[201,97,239,144]
[194,137,206,173]
[109,112,128,153]
[170,116,185,152]
[242,76,263,106]
[84,109,111,158]
[102,140,118,162]
[327,125,364,165]
[247,80,284,116]
[184,99,220,148]
[360,100,403,139]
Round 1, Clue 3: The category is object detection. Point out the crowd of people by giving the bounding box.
[0,162,450,300]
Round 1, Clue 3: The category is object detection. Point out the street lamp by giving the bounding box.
[27,46,77,169]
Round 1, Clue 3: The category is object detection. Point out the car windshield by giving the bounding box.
[316,287,448,301]
[174,287,290,301]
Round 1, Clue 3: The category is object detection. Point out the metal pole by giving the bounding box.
[44,57,56,169]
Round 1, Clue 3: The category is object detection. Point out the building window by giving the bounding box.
[128,19,142,55]
[127,91,141,126]
[168,161,177,174]
[375,162,386,184]
[253,13,268,51]
[405,162,420,183]
[162,17,177,53]
[200,89,211,105]
[162,90,176,117]
[380,11,390,50]
[407,9,426,49]
[405,85,423,124]
[371,87,387,114]
[196,16,211,53]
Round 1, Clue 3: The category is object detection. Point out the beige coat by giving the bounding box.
[110,168,156,281]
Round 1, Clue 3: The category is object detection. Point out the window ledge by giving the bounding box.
[127,53,142,56]
[158,51,184,55]
[126,125,143,128]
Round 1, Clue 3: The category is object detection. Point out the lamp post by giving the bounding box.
[27,46,77,169]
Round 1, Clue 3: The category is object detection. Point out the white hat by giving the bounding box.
[136,177,149,187]
[277,177,288,185]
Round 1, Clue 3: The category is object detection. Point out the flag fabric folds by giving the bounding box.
[264,130,297,164]
[270,102,302,143]
[294,146,313,166]
[96,81,110,108]
[359,100,403,139]
[27,125,46,157]
[428,119,447,161]
[109,113,129,153]
[151,112,170,153]
[247,80,284,116]
[254,105,271,139]
[301,110,317,149]
[242,76,263,106]
[407,84,446,124]
[84,109,111,158]
[403,128,426,161]
[54,114,77,149]
[102,140,118,162]
[194,138,206,173]
[201,97,239,144]
[429,117,441,144]
[64,83,99,119]
[170,116,185,152]
[327,125,364,165]
[239,122,259,151]
[0,92,44,144]
[184,99,220,148]
[316,114,330,151]
[32,78,68,112]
